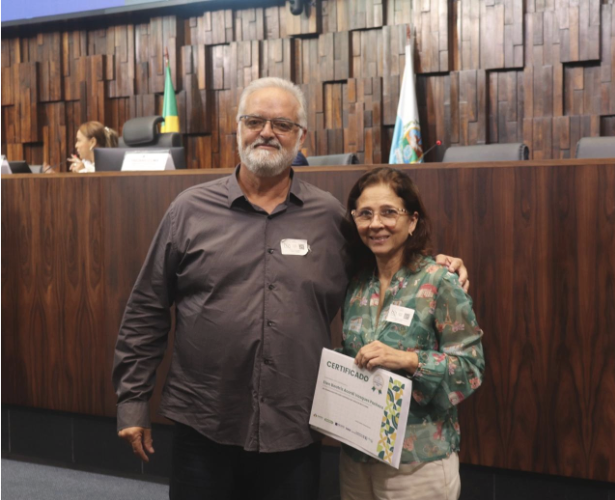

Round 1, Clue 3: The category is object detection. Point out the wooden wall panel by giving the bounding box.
[449,69,487,146]
[479,0,523,69]
[457,0,481,71]
[413,0,450,73]
[41,103,67,169]
[603,115,615,136]
[32,33,63,103]
[230,40,260,89]
[234,8,265,41]
[417,74,451,161]
[285,1,319,35]
[147,17,183,94]
[2,0,614,166]
[353,28,384,78]
[336,0,384,32]
[343,78,383,163]
[488,70,524,144]
[552,0,601,63]
[264,5,287,40]
[262,38,293,81]
[106,25,136,98]
[600,3,615,116]
[1,64,15,107]
[2,177,106,413]
[186,10,233,46]
[62,31,87,102]
[321,0,338,34]
[384,0,411,26]
[14,62,39,144]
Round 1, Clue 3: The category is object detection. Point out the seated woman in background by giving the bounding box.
[340,167,485,500]
[68,121,118,173]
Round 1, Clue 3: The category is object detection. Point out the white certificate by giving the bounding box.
[310,348,412,469]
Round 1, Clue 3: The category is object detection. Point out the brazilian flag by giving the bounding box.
[161,62,179,133]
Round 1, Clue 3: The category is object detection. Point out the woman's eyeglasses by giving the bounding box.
[351,207,408,226]
[239,115,304,134]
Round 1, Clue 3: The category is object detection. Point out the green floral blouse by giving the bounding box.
[341,256,485,465]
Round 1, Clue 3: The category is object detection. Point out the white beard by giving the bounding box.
[238,133,302,178]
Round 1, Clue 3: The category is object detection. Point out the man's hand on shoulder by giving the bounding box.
[118,427,155,462]
[435,254,469,292]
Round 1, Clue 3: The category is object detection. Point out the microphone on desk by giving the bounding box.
[422,140,442,159]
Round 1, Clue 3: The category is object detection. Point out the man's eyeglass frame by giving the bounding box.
[239,115,305,134]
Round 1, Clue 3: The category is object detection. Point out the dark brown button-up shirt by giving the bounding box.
[113,168,348,452]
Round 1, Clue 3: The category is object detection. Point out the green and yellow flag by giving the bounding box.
[161,57,179,133]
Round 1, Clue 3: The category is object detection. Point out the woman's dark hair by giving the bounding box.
[343,167,432,277]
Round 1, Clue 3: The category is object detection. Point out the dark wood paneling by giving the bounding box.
[2,160,614,482]
[1,177,106,413]
[2,0,615,166]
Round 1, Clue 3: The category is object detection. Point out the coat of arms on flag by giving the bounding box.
[389,27,423,165]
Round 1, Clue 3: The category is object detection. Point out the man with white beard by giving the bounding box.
[113,77,467,500]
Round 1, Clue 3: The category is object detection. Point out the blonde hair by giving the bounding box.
[79,121,119,148]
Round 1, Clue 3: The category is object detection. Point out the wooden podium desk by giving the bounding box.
[2,159,614,482]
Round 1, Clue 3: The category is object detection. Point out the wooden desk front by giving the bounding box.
[2,160,614,482]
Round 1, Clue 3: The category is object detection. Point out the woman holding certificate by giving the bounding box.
[340,167,485,500]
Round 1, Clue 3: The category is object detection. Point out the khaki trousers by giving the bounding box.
[340,451,461,500]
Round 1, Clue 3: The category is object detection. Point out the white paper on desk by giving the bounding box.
[121,150,175,171]
[309,348,412,469]
[1,155,11,175]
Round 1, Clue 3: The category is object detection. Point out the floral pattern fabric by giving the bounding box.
[341,256,485,465]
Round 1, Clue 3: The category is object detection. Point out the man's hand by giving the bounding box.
[435,254,469,292]
[118,427,154,462]
[355,341,419,374]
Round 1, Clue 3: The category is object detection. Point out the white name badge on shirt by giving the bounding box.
[386,305,415,326]
[280,239,310,256]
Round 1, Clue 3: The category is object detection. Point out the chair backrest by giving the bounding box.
[442,143,529,162]
[119,115,182,148]
[575,137,615,159]
[306,153,359,166]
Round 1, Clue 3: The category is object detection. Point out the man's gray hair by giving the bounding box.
[236,77,307,129]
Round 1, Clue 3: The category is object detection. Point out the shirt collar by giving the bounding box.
[227,164,305,208]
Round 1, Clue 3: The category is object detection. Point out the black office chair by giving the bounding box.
[575,137,615,159]
[119,116,182,148]
[306,153,359,166]
[442,143,529,162]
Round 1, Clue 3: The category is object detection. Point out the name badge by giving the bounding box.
[386,305,415,326]
[280,239,310,256]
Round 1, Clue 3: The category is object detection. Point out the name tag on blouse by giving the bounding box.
[280,238,310,256]
[386,305,415,326]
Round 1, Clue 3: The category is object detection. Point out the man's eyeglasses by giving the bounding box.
[239,115,304,134]
[351,207,408,226]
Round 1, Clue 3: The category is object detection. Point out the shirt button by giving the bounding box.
[264,358,273,365]
[268,249,274,254]
[267,320,274,327]
[268,284,275,290]
[260,397,266,403]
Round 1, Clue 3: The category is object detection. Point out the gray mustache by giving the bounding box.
[251,139,281,150]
